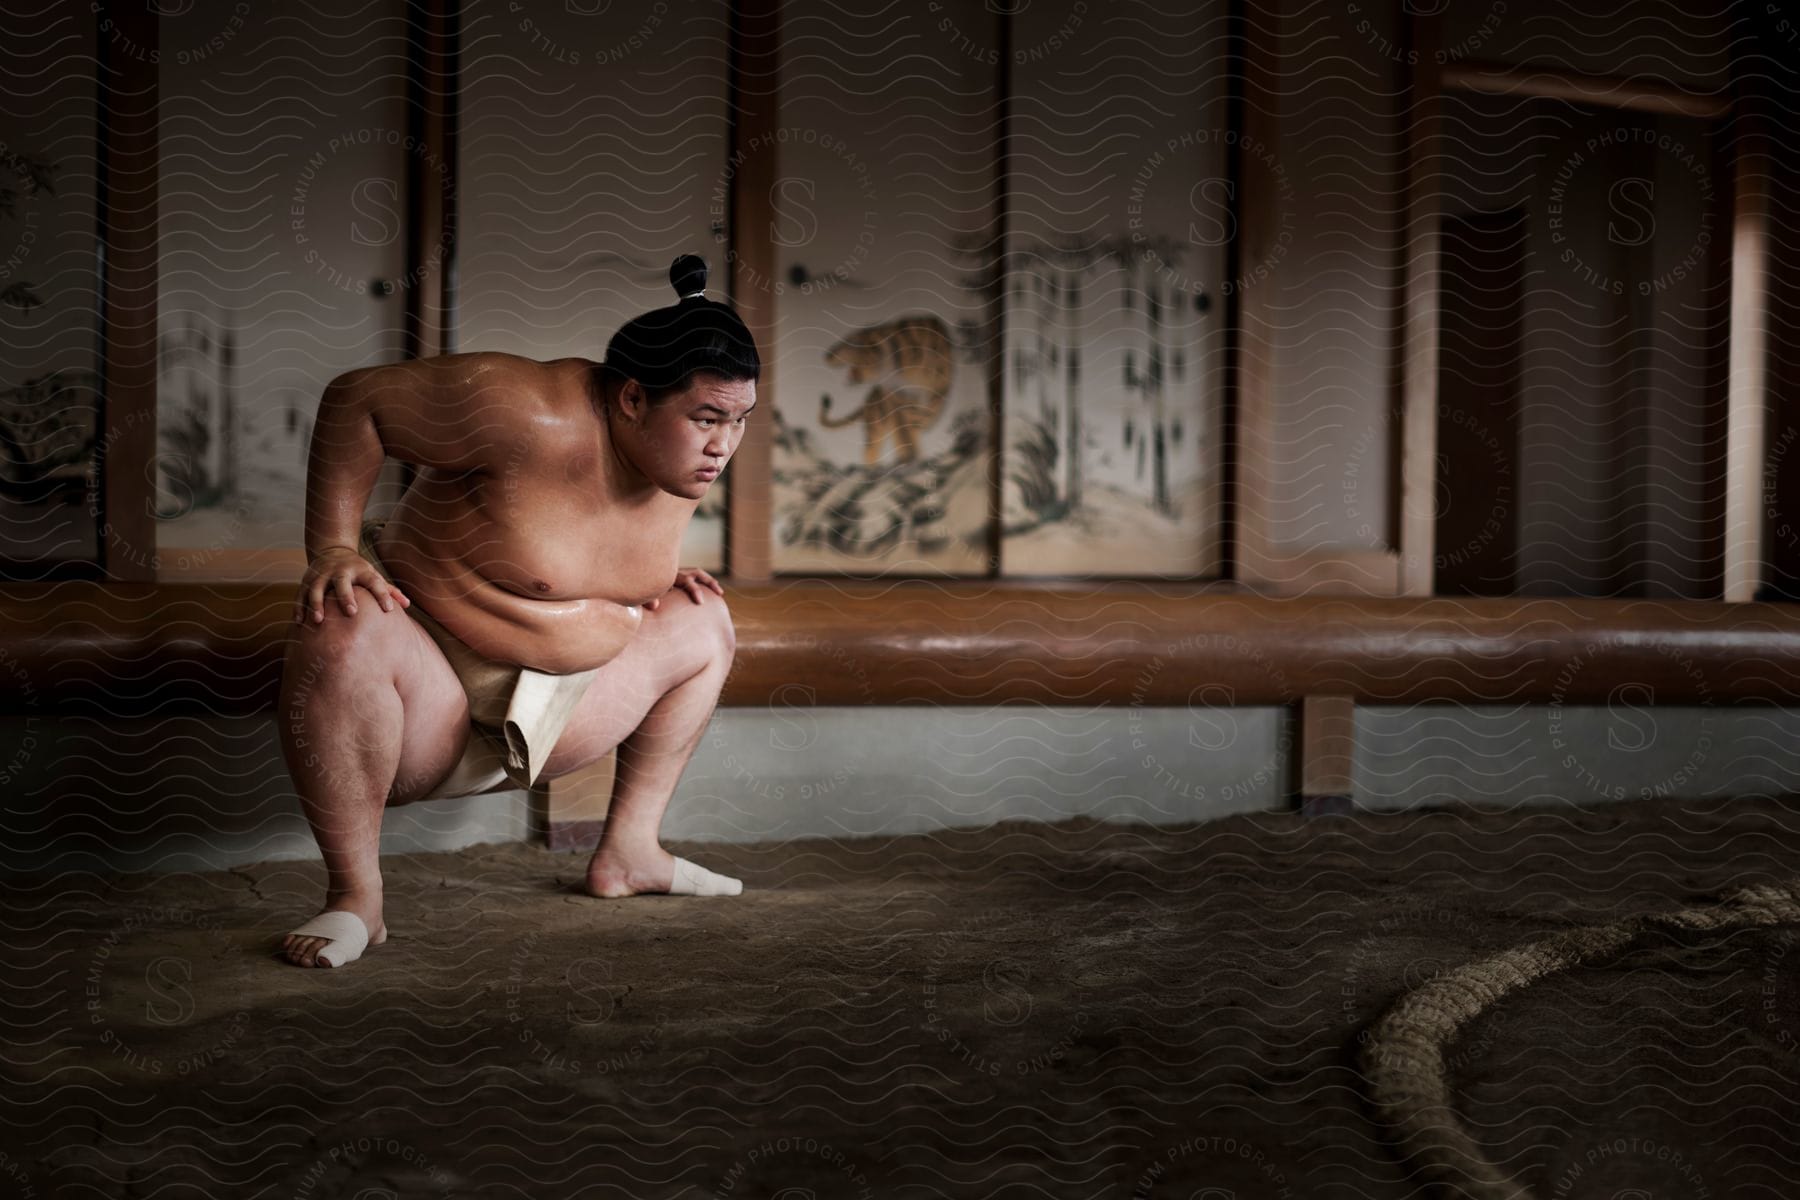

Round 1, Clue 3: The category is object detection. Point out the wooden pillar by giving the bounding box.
[1724,111,1771,600]
[540,755,616,853]
[403,0,458,362]
[1294,694,1356,815]
[723,0,780,582]
[94,4,159,582]
[1394,11,1443,597]
[1753,4,1800,601]
[1226,0,1279,586]
[982,4,1010,575]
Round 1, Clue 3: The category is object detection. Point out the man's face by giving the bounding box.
[623,374,755,500]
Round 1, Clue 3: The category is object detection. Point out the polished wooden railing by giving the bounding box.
[3,581,1795,824]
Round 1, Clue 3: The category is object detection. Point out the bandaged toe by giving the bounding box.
[669,856,743,897]
[286,910,374,967]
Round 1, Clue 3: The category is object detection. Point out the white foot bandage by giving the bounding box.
[286,910,374,967]
[669,856,743,896]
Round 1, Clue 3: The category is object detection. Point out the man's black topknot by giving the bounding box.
[670,254,708,300]
[603,254,760,400]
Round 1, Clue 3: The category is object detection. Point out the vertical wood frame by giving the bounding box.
[1724,110,1771,600]
[1230,3,1403,597]
[1394,10,1444,598]
[723,0,779,583]
[403,0,459,363]
[1225,0,1281,589]
[1294,693,1356,815]
[982,5,1011,577]
[387,0,460,513]
[94,5,159,583]
[1215,0,1247,583]
[1696,109,1734,598]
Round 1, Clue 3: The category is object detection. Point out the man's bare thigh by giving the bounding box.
[536,591,728,779]
[285,581,476,805]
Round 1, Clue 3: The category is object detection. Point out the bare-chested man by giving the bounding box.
[279,256,756,967]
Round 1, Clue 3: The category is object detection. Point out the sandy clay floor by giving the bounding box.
[8,794,1800,1198]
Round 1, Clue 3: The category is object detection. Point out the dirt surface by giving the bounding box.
[7,795,1800,1198]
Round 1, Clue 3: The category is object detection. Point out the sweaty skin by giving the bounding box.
[301,352,750,674]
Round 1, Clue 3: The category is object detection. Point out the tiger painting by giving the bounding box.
[818,315,954,466]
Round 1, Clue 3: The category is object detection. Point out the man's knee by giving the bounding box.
[287,583,406,665]
[655,590,730,662]
[711,595,736,661]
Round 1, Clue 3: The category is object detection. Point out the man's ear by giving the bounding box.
[617,377,645,422]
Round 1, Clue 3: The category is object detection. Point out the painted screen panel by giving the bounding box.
[459,0,731,570]
[0,5,102,572]
[768,0,1001,575]
[1001,0,1230,577]
[154,0,415,573]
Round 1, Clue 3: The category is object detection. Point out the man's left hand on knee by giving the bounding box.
[643,567,724,610]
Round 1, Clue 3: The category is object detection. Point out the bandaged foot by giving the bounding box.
[669,855,744,896]
[587,851,743,898]
[283,909,386,967]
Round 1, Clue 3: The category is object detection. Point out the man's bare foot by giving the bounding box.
[587,845,677,898]
[282,891,387,967]
[587,846,744,897]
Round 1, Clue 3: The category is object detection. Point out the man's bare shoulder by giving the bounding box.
[425,352,598,403]
[419,350,539,390]
[337,353,601,427]
[338,350,576,389]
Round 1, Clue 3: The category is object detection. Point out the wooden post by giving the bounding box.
[1395,10,1443,597]
[1295,694,1356,815]
[983,3,1011,575]
[1724,111,1771,600]
[1227,0,1279,585]
[724,0,779,582]
[403,0,458,363]
[94,4,158,582]
[540,754,617,853]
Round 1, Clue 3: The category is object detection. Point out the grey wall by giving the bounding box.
[1,701,1785,876]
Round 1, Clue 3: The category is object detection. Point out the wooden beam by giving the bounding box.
[93,4,158,583]
[723,0,779,582]
[1396,11,1444,597]
[1441,60,1731,121]
[1724,111,1771,601]
[9,579,1800,714]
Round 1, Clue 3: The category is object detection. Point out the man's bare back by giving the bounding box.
[305,350,707,675]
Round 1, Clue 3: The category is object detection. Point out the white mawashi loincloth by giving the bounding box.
[358,519,599,800]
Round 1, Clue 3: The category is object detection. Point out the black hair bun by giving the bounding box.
[670,254,709,302]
